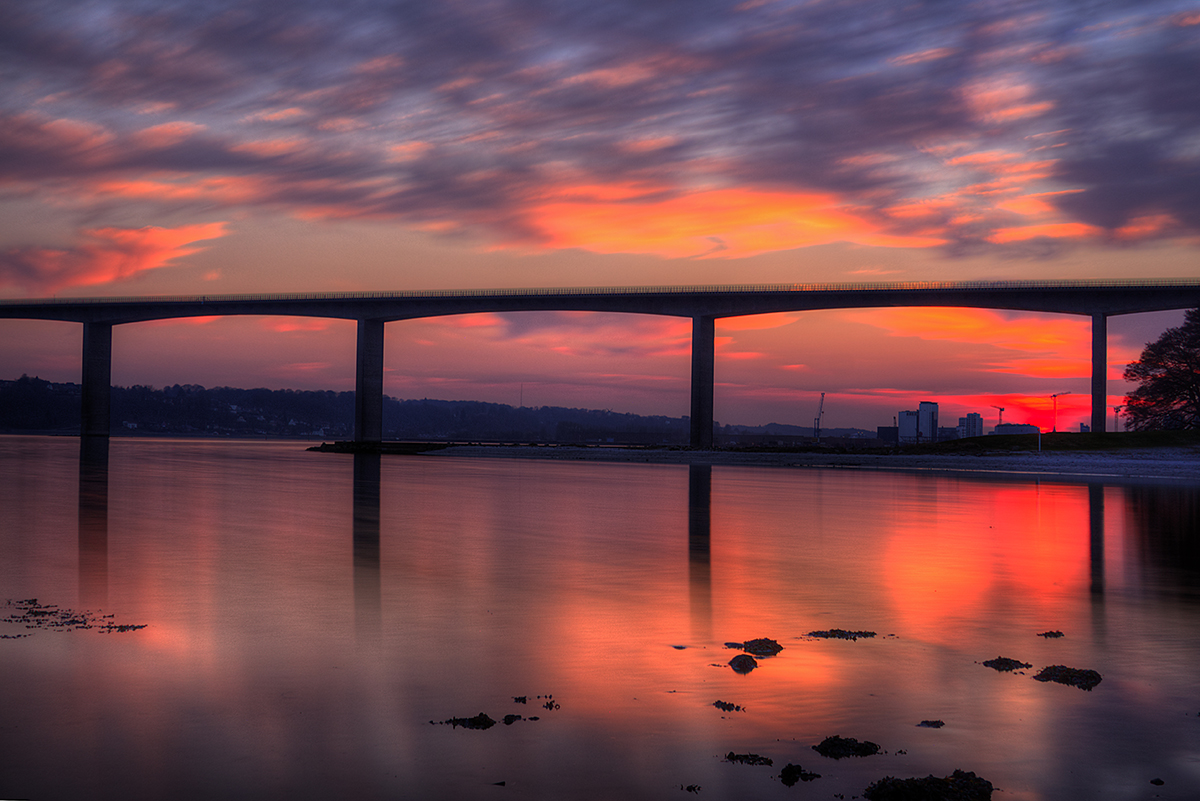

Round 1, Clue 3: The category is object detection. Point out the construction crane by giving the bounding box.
[991,405,1005,427]
[1050,391,1071,432]
[813,392,826,442]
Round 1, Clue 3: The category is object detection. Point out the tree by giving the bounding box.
[1123,308,1200,431]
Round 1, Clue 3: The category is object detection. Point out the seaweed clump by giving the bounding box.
[432,713,496,729]
[808,629,876,641]
[812,736,881,759]
[725,752,773,766]
[981,657,1031,672]
[779,763,820,786]
[741,638,784,656]
[1033,665,1103,690]
[863,769,993,800]
[729,654,758,674]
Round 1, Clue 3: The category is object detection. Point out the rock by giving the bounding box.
[1151,778,1165,786]
[863,769,993,800]
[779,763,820,786]
[813,736,881,759]
[1033,665,1103,690]
[729,654,758,674]
[725,751,773,766]
[916,720,945,728]
[981,656,1031,672]
[807,629,876,641]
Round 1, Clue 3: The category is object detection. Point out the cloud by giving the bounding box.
[0,222,228,293]
[0,0,1198,259]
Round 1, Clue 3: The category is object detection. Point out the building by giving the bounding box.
[898,401,938,443]
[992,423,1040,435]
[957,412,984,439]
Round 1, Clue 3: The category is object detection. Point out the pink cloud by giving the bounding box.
[0,222,228,293]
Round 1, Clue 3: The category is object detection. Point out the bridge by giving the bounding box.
[4,279,1200,446]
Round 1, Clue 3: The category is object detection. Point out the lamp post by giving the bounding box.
[1112,404,1123,432]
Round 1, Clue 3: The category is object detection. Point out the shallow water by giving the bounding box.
[2,436,1199,800]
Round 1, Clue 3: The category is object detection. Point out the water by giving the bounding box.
[2,436,1199,800]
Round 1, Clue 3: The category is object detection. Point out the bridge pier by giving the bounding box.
[355,319,385,443]
[81,322,113,438]
[690,315,715,448]
[1092,313,1107,433]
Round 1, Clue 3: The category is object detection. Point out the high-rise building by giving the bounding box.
[957,412,983,439]
[918,401,938,443]
[898,402,939,443]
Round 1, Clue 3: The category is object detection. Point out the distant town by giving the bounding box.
[1,374,1061,446]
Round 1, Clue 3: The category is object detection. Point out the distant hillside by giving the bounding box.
[0,375,694,443]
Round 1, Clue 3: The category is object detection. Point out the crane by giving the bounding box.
[1050,391,1071,432]
[813,392,826,442]
[991,405,1005,427]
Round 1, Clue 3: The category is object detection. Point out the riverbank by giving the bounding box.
[430,443,1200,483]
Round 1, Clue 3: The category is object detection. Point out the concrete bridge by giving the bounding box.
[3,279,1199,446]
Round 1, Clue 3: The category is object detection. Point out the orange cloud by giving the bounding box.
[131,121,205,149]
[845,308,1096,379]
[717,312,803,331]
[0,222,228,293]
[261,318,332,333]
[522,185,946,258]
[988,222,1103,242]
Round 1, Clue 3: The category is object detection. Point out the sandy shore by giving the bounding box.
[432,444,1200,483]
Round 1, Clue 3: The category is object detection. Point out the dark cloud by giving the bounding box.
[1,0,1198,253]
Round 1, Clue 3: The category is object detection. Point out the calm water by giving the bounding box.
[2,436,1199,800]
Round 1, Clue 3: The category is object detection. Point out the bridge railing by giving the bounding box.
[4,278,1200,306]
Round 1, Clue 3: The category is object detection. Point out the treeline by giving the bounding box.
[0,375,689,443]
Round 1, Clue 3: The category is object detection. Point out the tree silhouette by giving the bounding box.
[1123,309,1200,431]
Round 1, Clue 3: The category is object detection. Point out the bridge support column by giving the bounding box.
[355,319,385,443]
[690,315,715,448]
[1091,313,1107,433]
[81,322,113,438]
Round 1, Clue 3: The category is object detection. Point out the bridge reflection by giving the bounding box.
[78,436,109,606]
[353,452,382,638]
[688,464,712,642]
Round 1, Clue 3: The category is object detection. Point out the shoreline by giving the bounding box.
[429,444,1200,484]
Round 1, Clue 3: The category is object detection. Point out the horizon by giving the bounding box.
[3,2,1199,432]
[0,370,1128,435]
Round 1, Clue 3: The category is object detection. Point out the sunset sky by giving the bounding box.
[2,1,1199,431]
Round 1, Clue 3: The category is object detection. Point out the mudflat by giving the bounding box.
[433,444,1200,482]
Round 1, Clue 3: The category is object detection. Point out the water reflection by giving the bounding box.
[78,435,109,606]
[687,464,712,642]
[4,440,1199,801]
[1124,484,1200,598]
[1088,484,1105,597]
[353,452,382,638]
